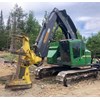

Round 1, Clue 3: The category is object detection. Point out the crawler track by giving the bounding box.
[56,67,98,86]
[34,65,72,79]
[35,65,99,86]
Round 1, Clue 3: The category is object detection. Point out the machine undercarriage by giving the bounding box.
[35,64,100,86]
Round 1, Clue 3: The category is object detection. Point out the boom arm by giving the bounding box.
[35,8,78,58]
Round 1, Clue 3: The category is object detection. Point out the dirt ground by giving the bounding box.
[0,51,100,97]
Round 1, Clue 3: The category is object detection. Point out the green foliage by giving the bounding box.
[0,4,41,50]
[0,10,4,33]
[6,16,11,31]
[0,32,8,50]
[77,31,82,39]
[5,16,11,49]
[86,32,100,55]
[25,11,40,45]
[0,10,8,50]
[76,31,87,42]
[10,4,27,33]
[2,53,17,61]
[8,4,27,51]
[53,27,64,41]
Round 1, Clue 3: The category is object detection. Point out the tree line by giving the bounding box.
[86,32,100,57]
[0,4,100,57]
[0,4,41,50]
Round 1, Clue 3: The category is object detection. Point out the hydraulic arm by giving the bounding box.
[34,8,78,58]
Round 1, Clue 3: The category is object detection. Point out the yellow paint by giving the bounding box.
[19,35,42,64]
[43,28,50,43]
[6,35,42,89]
[22,66,31,84]
[43,32,49,43]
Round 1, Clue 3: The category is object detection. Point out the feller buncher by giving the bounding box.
[5,8,100,90]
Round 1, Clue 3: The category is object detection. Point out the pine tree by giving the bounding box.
[6,16,11,33]
[5,16,11,49]
[25,11,40,44]
[10,4,27,34]
[0,10,4,33]
[10,4,27,51]
[0,10,7,50]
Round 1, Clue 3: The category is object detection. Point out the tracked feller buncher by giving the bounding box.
[34,8,100,86]
[5,8,100,90]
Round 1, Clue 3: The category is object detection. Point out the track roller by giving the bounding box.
[56,67,98,86]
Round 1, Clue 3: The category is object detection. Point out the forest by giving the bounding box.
[0,4,100,56]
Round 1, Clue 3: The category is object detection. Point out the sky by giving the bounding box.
[0,2,100,38]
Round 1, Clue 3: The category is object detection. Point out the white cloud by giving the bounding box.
[84,18,100,31]
[76,16,92,21]
[75,16,100,37]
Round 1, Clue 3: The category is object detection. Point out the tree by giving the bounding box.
[9,4,27,50]
[6,16,11,31]
[0,10,7,50]
[77,30,82,39]
[0,10,4,33]
[25,11,41,45]
[5,16,11,49]
[53,25,64,41]
[10,4,27,33]
[76,31,87,42]
[86,32,100,56]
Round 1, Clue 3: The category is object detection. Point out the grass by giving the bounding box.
[0,51,17,62]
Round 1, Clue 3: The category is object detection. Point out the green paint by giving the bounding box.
[47,42,59,64]
[47,39,91,68]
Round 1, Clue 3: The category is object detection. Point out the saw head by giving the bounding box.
[5,79,32,90]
